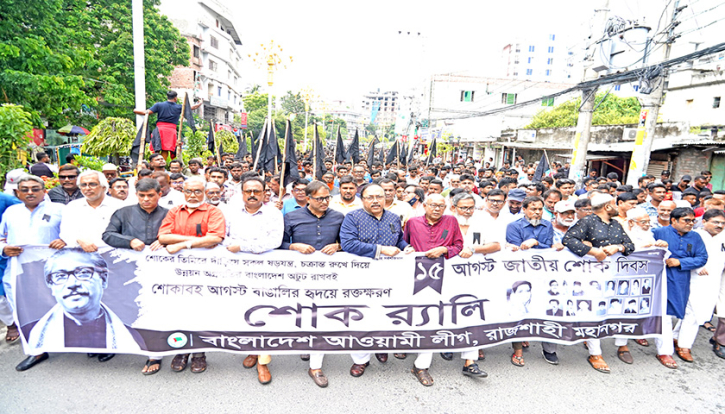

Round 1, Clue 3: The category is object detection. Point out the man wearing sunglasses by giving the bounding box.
[281,181,344,388]
[48,164,83,205]
[1,175,65,371]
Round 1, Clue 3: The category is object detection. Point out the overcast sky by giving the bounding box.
[231,0,721,106]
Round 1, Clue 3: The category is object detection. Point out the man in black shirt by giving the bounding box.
[29,152,55,178]
[48,165,83,205]
[102,178,168,375]
[134,90,202,160]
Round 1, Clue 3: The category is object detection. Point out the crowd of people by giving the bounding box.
[1,148,724,389]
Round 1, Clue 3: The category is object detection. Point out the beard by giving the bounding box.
[186,201,203,208]
[630,226,651,239]
[526,217,541,226]
[557,217,575,227]
[455,214,470,226]
[207,198,220,206]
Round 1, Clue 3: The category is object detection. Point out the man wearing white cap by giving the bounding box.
[3,169,26,196]
[625,207,669,249]
[101,163,118,182]
[562,193,635,373]
[552,199,576,247]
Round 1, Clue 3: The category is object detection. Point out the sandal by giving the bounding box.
[411,367,434,386]
[710,338,725,359]
[350,362,369,377]
[522,341,530,349]
[635,339,649,347]
[702,322,716,332]
[478,349,486,361]
[171,354,189,372]
[656,354,678,369]
[394,353,407,360]
[587,355,610,373]
[511,352,525,367]
[5,323,19,343]
[142,359,162,376]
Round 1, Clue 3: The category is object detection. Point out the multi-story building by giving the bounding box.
[158,0,244,125]
[501,33,579,84]
[361,89,398,127]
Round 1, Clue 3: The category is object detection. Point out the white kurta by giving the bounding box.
[692,229,725,323]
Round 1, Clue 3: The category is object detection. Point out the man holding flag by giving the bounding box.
[135,91,201,160]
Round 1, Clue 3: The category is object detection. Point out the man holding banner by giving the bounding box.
[158,178,226,374]
[282,180,344,388]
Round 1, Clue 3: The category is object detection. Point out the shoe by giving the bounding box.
[350,362,369,377]
[375,353,388,363]
[308,368,328,388]
[587,355,610,373]
[257,364,272,384]
[171,354,189,372]
[710,338,725,359]
[16,353,49,371]
[190,355,207,373]
[617,349,633,364]
[675,347,694,363]
[635,339,649,347]
[87,353,99,358]
[462,363,488,378]
[411,367,434,386]
[440,352,453,361]
[656,354,678,369]
[542,349,559,365]
[478,349,486,361]
[300,354,310,361]
[243,354,258,369]
[394,353,407,359]
[98,353,115,363]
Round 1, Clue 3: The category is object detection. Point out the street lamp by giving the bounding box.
[247,40,293,137]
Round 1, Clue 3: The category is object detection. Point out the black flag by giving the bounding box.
[407,140,417,165]
[426,137,437,164]
[130,122,150,162]
[282,119,300,186]
[182,92,197,133]
[533,153,549,182]
[206,124,215,153]
[262,119,281,173]
[399,141,408,167]
[312,124,326,180]
[236,132,248,160]
[253,122,267,170]
[150,127,162,154]
[334,126,347,164]
[347,129,360,164]
[385,139,398,165]
[367,137,378,168]
[378,137,385,165]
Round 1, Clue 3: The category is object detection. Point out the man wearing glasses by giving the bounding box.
[403,193,469,386]
[157,178,226,374]
[282,179,310,216]
[653,207,708,369]
[48,164,83,205]
[23,249,145,352]
[281,180,344,388]
[340,184,413,379]
[223,176,282,384]
[1,175,65,371]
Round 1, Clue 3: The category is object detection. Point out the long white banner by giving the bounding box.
[11,246,666,356]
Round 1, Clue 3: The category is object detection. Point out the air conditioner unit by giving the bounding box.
[517,130,536,142]
[622,127,638,141]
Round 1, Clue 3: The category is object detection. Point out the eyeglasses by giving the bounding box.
[680,218,695,224]
[427,204,446,210]
[488,199,505,204]
[709,221,725,227]
[243,189,264,195]
[48,267,102,285]
[59,175,78,181]
[631,219,650,226]
[292,188,306,193]
[79,182,99,188]
[310,195,331,202]
[457,206,475,212]
[362,195,385,201]
[18,187,43,193]
[183,189,204,196]
[206,191,221,196]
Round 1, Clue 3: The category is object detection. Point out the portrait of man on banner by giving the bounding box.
[21,248,146,351]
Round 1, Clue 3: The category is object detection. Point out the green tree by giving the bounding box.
[525,93,641,129]
[0,0,189,127]
[0,104,33,183]
[281,91,305,115]
[81,117,136,162]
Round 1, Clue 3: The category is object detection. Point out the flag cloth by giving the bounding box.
[262,119,281,174]
[312,124,326,180]
[252,122,267,170]
[399,141,408,167]
[385,139,399,165]
[378,137,385,165]
[533,153,549,182]
[407,140,417,165]
[281,119,300,187]
[334,127,347,164]
[149,127,162,155]
[182,92,197,133]
[206,125,215,153]
[130,122,150,162]
[236,133,248,160]
[367,137,378,168]
[426,137,437,164]
[347,129,360,164]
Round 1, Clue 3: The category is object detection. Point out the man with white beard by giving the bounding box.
[625,207,670,249]
[551,200,576,249]
[674,209,725,362]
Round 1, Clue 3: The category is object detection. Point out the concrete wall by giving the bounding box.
[672,147,712,180]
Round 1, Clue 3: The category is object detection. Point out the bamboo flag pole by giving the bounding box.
[252,118,268,171]
[214,123,222,166]
[278,122,289,200]
[137,112,149,167]
[273,122,279,175]
[313,123,318,181]
[176,92,188,158]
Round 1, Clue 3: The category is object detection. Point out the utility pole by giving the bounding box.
[626,0,683,185]
[569,0,610,187]
[132,0,146,130]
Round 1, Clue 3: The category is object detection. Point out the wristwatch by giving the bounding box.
[186,240,193,249]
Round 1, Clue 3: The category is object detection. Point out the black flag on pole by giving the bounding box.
[533,153,549,182]
[282,119,300,186]
[206,124,215,153]
[385,139,398,165]
[130,122,150,162]
[312,124,326,180]
[236,132,248,160]
[366,137,378,168]
[334,127,347,164]
[183,92,197,133]
[426,137,437,164]
[347,129,360,164]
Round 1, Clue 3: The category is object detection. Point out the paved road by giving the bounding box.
[1,324,724,414]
